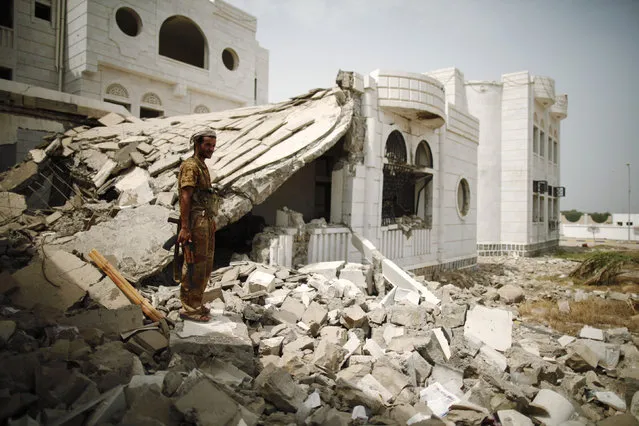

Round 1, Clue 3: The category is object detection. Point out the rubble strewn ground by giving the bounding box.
[1,245,638,425]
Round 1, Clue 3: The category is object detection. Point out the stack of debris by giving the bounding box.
[1,249,638,424]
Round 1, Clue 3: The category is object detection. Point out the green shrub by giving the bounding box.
[590,212,610,223]
[562,209,583,223]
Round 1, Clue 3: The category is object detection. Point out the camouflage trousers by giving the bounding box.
[180,213,215,315]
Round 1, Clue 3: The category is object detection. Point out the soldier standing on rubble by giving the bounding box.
[176,128,219,322]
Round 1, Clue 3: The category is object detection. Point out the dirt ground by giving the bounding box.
[427,243,639,336]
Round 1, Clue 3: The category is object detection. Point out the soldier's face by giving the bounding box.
[199,136,216,159]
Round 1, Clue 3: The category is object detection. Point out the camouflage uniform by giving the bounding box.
[177,156,218,316]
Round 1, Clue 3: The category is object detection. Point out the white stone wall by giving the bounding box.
[466,71,567,252]
[10,0,59,89]
[465,81,502,244]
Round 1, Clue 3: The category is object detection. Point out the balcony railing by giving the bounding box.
[381,226,431,261]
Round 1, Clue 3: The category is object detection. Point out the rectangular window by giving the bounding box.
[0,67,12,81]
[140,107,163,119]
[0,0,14,28]
[533,194,539,222]
[533,127,539,155]
[540,196,545,222]
[553,141,558,164]
[539,131,545,157]
[547,138,553,163]
[34,1,52,21]
[554,199,559,220]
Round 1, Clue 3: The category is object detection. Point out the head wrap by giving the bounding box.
[190,128,217,146]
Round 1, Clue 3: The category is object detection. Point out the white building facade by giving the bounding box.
[466,72,568,256]
[0,0,268,171]
[0,0,268,117]
[256,68,479,272]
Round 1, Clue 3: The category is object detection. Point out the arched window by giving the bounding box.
[159,16,207,69]
[104,83,131,112]
[106,83,128,98]
[194,105,210,114]
[140,92,163,119]
[415,141,433,168]
[385,130,407,164]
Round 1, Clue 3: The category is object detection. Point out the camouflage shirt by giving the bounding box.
[178,157,218,218]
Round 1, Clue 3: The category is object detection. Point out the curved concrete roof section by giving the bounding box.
[71,87,355,229]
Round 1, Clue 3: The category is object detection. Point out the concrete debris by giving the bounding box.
[0,186,636,426]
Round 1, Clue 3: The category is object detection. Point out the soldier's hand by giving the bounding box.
[178,228,192,245]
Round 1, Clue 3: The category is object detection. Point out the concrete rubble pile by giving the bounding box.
[0,85,355,282]
[1,250,638,425]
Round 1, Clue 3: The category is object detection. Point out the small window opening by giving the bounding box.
[533,126,539,155]
[140,107,163,119]
[457,178,470,217]
[533,194,539,222]
[0,67,12,81]
[539,131,546,157]
[222,48,238,71]
[539,196,546,222]
[0,0,14,28]
[34,1,51,21]
[254,78,257,102]
[116,7,142,37]
[159,15,207,69]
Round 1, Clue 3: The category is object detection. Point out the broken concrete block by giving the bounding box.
[372,363,410,399]
[497,284,524,304]
[497,409,533,426]
[339,263,373,295]
[0,320,17,343]
[351,405,368,421]
[594,391,626,411]
[464,305,513,352]
[149,154,181,177]
[61,305,143,335]
[129,330,169,354]
[358,374,393,404]
[82,341,138,392]
[388,304,428,328]
[301,301,328,336]
[283,335,314,354]
[175,378,240,425]
[479,345,508,372]
[246,270,276,293]
[383,325,405,346]
[29,149,46,164]
[530,389,574,425]
[314,340,348,373]
[298,261,345,280]
[92,159,117,187]
[419,382,460,417]
[363,338,385,360]
[129,151,146,166]
[565,341,600,371]
[320,326,348,345]
[340,305,367,329]
[0,161,37,192]
[404,351,432,387]
[0,192,27,222]
[254,364,306,412]
[199,358,251,389]
[394,287,420,305]
[172,314,254,375]
[59,204,174,283]
[260,336,284,356]
[98,112,126,127]
[558,335,576,347]
[381,259,440,305]
[579,325,604,341]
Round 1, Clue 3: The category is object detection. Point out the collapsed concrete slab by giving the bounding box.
[464,305,513,352]
[56,204,174,283]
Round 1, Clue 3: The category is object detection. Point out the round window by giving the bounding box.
[457,178,470,217]
[115,7,142,37]
[222,48,239,71]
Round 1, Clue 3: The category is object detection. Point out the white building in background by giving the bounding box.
[0,0,268,170]
[465,71,568,256]
[561,213,639,242]
[256,68,479,272]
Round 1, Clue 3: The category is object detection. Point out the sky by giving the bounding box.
[226,0,639,214]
